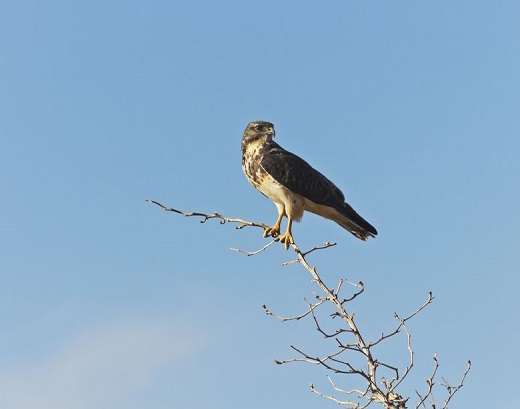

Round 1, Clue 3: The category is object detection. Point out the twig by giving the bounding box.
[302,241,337,256]
[229,240,276,255]
[327,375,370,402]
[282,241,336,266]
[441,360,471,409]
[310,382,371,409]
[263,297,328,322]
[369,292,434,349]
[146,199,268,230]
[415,354,440,409]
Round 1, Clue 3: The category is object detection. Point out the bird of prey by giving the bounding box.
[241,120,377,249]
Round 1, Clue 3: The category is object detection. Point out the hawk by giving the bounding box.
[241,120,377,249]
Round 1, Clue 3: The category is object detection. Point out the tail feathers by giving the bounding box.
[334,203,378,241]
[303,199,378,241]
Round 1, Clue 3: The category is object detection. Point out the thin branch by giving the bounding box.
[263,297,327,322]
[229,240,276,255]
[302,241,337,256]
[341,280,365,304]
[310,382,371,409]
[369,292,434,348]
[282,241,336,266]
[309,299,353,339]
[415,354,440,409]
[402,292,435,322]
[146,199,268,230]
[328,375,370,401]
[441,360,471,409]
[285,344,368,378]
[388,314,414,392]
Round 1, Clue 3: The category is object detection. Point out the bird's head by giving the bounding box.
[241,121,275,150]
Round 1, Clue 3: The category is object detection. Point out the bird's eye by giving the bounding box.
[254,125,263,131]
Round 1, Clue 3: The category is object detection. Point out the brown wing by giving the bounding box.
[260,141,345,206]
[261,141,377,236]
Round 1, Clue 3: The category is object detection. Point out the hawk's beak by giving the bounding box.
[267,127,275,138]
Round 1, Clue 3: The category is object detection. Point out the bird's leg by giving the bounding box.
[264,203,284,238]
[263,212,283,238]
[277,217,294,250]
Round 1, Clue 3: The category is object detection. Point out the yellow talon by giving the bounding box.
[277,233,294,249]
[263,226,280,238]
[263,213,294,249]
[277,217,294,250]
[263,212,283,238]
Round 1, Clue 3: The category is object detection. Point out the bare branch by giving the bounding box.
[402,292,435,322]
[310,382,371,409]
[309,299,353,339]
[149,199,471,409]
[441,360,471,409]
[369,292,434,349]
[146,199,268,230]
[340,280,365,304]
[302,241,337,256]
[229,240,276,255]
[281,241,336,266]
[328,375,371,402]
[388,314,414,392]
[263,297,328,322]
[286,344,368,378]
[415,354,440,409]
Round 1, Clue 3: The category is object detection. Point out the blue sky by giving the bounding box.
[1,1,519,408]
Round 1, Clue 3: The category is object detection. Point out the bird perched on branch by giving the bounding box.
[241,120,377,249]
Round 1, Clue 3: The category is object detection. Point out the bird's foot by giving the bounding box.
[263,225,281,238]
[276,233,294,250]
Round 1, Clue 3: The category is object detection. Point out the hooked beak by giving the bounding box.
[267,127,275,138]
